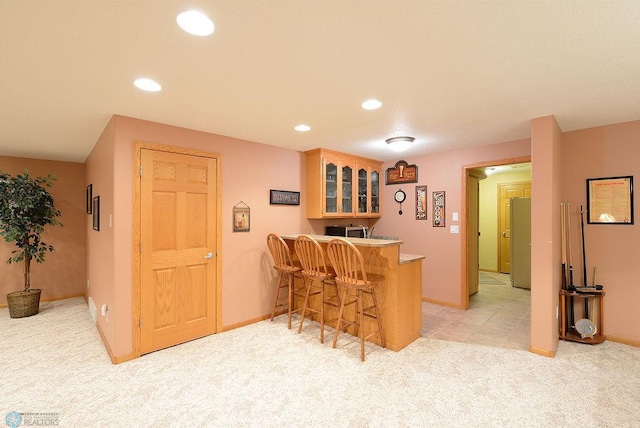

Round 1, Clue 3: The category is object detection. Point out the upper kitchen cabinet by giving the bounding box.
[305,148,382,219]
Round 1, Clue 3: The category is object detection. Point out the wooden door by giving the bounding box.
[467,169,486,296]
[498,182,531,274]
[140,149,218,354]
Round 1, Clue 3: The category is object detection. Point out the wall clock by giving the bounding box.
[394,189,406,215]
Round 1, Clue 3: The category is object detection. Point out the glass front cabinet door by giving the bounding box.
[371,169,380,214]
[324,161,338,214]
[341,165,353,214]
[357,167,368,214]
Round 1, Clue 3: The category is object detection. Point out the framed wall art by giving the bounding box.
[86,184,93,214]
[586,176,633,224]
[385,160,418,185]
[233,201,250,232]
[415,185,427,220]
[92,196,100,231]
[432,191,445,227]
[269,189,300,205]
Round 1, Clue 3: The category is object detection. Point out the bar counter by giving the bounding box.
[281,234,424,352]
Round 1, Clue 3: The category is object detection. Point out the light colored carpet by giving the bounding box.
[1,298,639,427]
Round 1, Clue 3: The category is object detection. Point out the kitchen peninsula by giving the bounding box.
[281,234,424,351]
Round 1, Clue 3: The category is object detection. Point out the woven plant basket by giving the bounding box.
[6,289,42,318]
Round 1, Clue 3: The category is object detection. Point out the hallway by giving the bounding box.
[421,272,531,351]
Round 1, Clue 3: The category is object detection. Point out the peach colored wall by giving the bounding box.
[0,156,85,304]
[373,138,531,307]
[562,119,640,343]
[478,169,532,272]
[530,115,563,354]
[85,118,116,348]
[87,115,312,358]
[84,114,640,360]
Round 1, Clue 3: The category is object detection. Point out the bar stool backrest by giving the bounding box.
[327,238,368,286]
[267,233,295,271]
[294,235,331,278]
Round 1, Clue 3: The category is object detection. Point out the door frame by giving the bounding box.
[461,156,531,309]
[132,141,223,359]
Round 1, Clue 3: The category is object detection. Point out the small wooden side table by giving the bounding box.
[559,289,605,344]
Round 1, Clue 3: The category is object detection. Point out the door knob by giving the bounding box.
[203,252,214,259]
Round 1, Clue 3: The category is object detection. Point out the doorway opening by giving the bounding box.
[455,157,532,349]
[462,157,531,307]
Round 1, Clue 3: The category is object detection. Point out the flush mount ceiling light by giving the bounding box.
[385,136,415,152]
[133,78,162,92]
[361,99,382,110]
[177,10,214,36]
[294,124,311,132]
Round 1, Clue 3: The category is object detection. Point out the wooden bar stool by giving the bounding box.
[267,233,304,329]
[326,238,386,361]
[294,235,341,343]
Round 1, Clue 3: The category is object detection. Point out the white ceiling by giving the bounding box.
[1,1,639,163]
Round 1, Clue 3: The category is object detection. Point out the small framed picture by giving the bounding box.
[233,205,250,232]
[432,191,445,227]
[415,185,427,220]
[86,184,93,214]
[92,196,100,231]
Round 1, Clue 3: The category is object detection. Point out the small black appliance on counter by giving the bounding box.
[325,225,368,238]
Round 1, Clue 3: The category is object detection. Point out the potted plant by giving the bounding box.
[0,170,61,318]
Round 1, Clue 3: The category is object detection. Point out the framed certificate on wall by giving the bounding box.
[586,176,633,224]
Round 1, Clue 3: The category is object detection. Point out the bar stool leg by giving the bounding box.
[370,289,385,349]
[319,283,326,343]
[287,272,296,329]
[297,277,312,334]
[270,272,284,322]
[332,290,348,349]
[358,289,365,362]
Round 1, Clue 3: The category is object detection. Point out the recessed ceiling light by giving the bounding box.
[134,78,162,92]
[177,10,214,36]
[295,124,311,132]
[361,99,382,110]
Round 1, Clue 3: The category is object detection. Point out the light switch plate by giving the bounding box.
[452,212,458,221]
[450,225,459,234]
